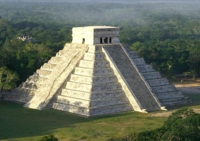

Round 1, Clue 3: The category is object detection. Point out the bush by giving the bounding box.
[38,135,58,141]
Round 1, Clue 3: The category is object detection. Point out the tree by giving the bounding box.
[137,108,200,141]
[38,135,58,141]
[0,66,19,92]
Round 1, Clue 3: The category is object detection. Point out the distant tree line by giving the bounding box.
[0,18,71,91]
[1,1,200,91]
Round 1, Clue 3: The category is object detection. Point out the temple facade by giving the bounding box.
[5,26,190,116]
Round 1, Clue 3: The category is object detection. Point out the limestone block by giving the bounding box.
[48,57,62,64]
[56,50,70,57]
[159,97,190,106]
[83,52,106,60]
[41,63,57,70]
[90,90,126,100]
[69,74,117,84]
[137,65,154,73]
[53,103,89,116]
[66,82,121,92]
[63,43,71,50]
[37,77,48,84]
[132,58,145,66]
[20,82,40,90]
[142,72,161,79]
[74,67,113,76]
[129,52,139,59]
[56,95,90,107]
[36,69,52,77]
[152,85,177,93]
[87,45,102,53]
[147,78,169,86]
[156,91,184,99]
[26,73,39,83]
[90,97,129,108]
[78,60,110,68]
[61,89,125,100]
[89,104,133,116]
[61,89,92,100]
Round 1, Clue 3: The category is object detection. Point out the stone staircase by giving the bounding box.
[5,43,89,108]
[53,45,133,116]
[122,44,190,106]
[103,44,162,112]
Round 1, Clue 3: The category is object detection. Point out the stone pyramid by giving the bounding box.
[5,26,190,116]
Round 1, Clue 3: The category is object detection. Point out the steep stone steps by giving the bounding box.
[146,78,169,87]
[61,89,125,100]
[83,52,105,60]
[48,56,63,64]
[151,85,177,93]
[56,95,129,108]
[53,45,133,116]
[124,45,191,107]
[137,65,154,73]
[142,72,162,80]
[103,45,161,112]
[87,45,102,53]
[41,63,57,70]
[53,102,132,117]
[36,69,52,77]
[78,60,110,68]
[66,81,121,92]
[23,43,89,109]
[70,74,117,84]
[132,58,146,66]
[74,67,114,76]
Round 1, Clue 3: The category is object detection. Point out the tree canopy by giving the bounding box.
[1,1,200,90]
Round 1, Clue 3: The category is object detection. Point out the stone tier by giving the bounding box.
[78,60,110,68]
[103,45,161,111]
[132,58,146,66]
[123,45,190,107]
[137,65,154,73]
[74,67,114,76]
[56,95,129,108]
[52,45,132,116]
[66,81,121,93]
[61,89,125,100]
[53,102,132,117]
[70,74,117,84]
[83,52,106,60]
[146,78,169,87]
[151,85,177,93]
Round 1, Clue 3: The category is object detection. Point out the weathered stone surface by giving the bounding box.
[5,26,190,117]
[53,45,133,116]
[103,45,161,112]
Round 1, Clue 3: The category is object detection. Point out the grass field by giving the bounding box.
[0,101,167,141]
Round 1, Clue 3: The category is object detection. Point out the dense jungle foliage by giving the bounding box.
[0,1,200,91]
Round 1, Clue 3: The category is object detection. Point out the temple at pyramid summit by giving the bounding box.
[5,26,190,116]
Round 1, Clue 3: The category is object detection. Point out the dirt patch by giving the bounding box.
[174,83,200,94]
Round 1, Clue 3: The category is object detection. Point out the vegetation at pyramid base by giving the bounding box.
[109,108,200,141]
[38,135,58,141]
[0,1,200,91]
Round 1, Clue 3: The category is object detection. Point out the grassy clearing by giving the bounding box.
[0,101,166,141]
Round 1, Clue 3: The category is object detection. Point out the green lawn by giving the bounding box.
[0,101,166,141]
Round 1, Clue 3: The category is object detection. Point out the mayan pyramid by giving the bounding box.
[5,26,190,116]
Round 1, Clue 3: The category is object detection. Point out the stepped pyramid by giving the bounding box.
[5,26,190,116]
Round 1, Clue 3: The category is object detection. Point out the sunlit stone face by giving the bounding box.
[72,26,120,45]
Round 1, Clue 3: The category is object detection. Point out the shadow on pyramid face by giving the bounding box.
[4,26,191,117]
